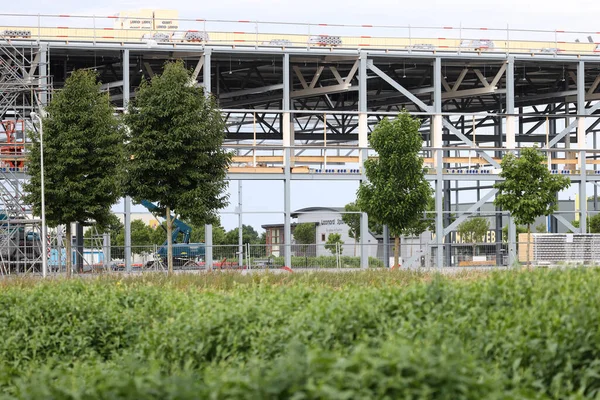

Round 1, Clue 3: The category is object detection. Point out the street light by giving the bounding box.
[30,112,47,278]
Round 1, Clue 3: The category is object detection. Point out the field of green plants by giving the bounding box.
[1,269,600,399]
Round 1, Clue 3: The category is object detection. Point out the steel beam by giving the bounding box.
[443,189,498,236]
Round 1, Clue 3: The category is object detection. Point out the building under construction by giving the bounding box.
[2,10,600,270]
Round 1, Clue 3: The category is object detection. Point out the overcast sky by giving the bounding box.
[4,1,594,230]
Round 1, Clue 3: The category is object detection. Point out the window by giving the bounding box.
[321,233,326,242]
[272,229,280,244]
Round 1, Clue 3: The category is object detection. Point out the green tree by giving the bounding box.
[112,220,164,253]
[535,223,547,233]
[125,61,231,274]
[494,147,570,266]
[501,225,528,242]
[224,225,261,245]
[457,217,490,258]
[570,214,600,233]
[24,70,124,276]
[341,202,361,256]
[293,223,316,257]
[324,233,344,255]
[357,111,433,268]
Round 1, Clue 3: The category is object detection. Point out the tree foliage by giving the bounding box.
[494,147,570,265]
[357,111,432,267]
[293,223,316,246]
[24,69,125,275]
[457,217,490,245]
[341,202,361,242]
[501,225,528,242]
[357,111,432,237]
[124,61,231,272]
[125,61,231,224]
[494,147,570,227]
[571,214,600,233]
[223,224,262,245]
[324,233,343,255]
[24,69,124,228]
[458,217,490,257]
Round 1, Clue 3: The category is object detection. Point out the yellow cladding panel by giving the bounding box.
[2,21,600,55]
[152,10,180,31]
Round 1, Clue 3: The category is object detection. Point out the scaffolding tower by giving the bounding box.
[0,34,47,273]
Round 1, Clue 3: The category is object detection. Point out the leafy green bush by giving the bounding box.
[1,269,600,398]
[268,255,384,268]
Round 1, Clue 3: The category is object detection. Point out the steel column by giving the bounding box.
[203,49,211,93]
[360,212,368,269]
[383,224,389,268]
[359,52,368,269]
[578,61,587,232]
[238,180,243,267]
[38,43,48,107]
[434,57,443,268]
[205,224,213,269]
[283,53,292,269]
[506,57,515,149]
[122,49,132,273]
[203,49,214,268]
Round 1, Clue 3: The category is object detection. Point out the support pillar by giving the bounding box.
[103,233,110,270]
[76,223,83,273]
[282,53,292,269]
[383,225,390,268]
[122,49,132,272]
[506,57,516,150]
[360,212,369,269]
[578,61,587,232]
[203,48,211,93]
[39,43,49,107]
[238,180,243,267]
[495,116,504,265]
[508,217,517,265]
[506,57,517,261]
[359,51,369,268]
[205,224,213,269]
[203,49,214,266]
[433,57,443,268]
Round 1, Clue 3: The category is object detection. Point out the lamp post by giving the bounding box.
[30,112,47,278]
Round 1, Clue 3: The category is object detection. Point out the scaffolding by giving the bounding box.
[0,33,47,274]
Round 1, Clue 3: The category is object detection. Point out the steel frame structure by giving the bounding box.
[4,31,600,270]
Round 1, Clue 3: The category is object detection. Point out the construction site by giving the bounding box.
[2,9,600,272]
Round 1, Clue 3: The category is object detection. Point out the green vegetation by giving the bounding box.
[265,254,383,268]
[341,202,361,255]
[457,216,490,257]
[24,70,125,276]
[494,147,571,265]
[358,110,433,268]
[293,222,316,256]
[324,232,343,255]
[572,214,600,233]
[2,269,600,398]
[125,61,231,273]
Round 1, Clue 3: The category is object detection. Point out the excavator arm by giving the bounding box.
[140,200,192,245]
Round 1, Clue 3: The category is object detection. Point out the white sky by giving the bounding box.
[6,1,596,231]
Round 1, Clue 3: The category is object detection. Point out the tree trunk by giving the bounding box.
[65,223,72,278]
[354,239,357,257]
[527,223,531,268]
[393,236,400,269]
[166,206,173,275]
